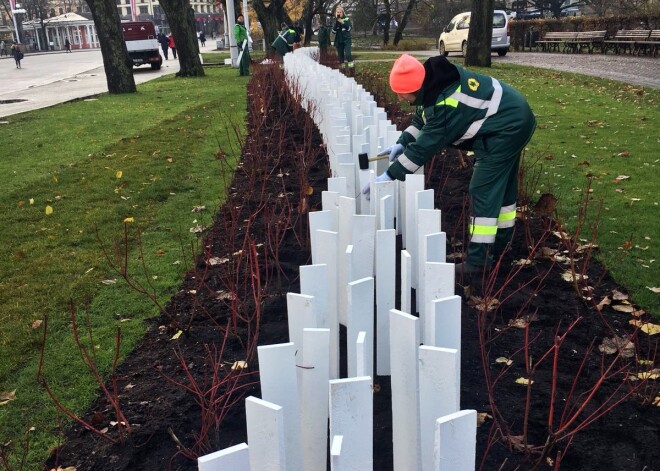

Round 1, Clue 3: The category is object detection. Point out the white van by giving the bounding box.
[438,10,510,57]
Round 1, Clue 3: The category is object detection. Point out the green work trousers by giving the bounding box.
[336,41,352,66]
[466,118,536,267]
[238,47,250,76]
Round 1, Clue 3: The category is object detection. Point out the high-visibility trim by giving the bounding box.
[470,233,497,243]
[436,86,461,108]
[453,78,503,145]
[469,216,498,243]
[347,61,354,67]
[397,153,421,173]
[404,125,421,140]
[498,203,517,228]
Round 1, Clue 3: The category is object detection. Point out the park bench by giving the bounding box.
[570,30,607,53]
[635,29,660,56]
[536,31,578,53]
[603,30,651,55]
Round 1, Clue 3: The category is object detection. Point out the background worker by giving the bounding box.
[363,54,536,276]
[271,22,301,61]
[234,14,250,76]
[315,16,330,58]
[332,6,353,71]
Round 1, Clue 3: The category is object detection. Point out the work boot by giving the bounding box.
[454,262,486,277]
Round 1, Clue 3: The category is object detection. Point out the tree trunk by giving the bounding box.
[85,0,136,94]
[301,0,315,46]
[382,0,392,45]
[252,0,291,46]
[465,0,493,67]
[159,0,204,77]
[392,0,417,46]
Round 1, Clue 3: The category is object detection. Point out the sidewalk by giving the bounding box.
[0,41,223,118]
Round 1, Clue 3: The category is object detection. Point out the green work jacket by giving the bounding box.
[234,23,248,48]
[272,27,298,56]
[332,16,352,47]
[388,56,536,180]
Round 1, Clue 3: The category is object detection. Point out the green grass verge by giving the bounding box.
[0,67,247,469]
[359,60,659,315]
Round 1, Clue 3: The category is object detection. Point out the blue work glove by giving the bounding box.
[379,143,405,162]
[362,172,393,201]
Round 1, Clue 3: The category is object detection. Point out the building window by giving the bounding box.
[139,6,148,14]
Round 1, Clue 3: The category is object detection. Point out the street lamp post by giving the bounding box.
[11,2,26,44]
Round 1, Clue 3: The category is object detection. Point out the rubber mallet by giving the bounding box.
[358,152,389,170]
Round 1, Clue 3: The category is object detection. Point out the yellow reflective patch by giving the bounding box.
[498,210,516,222]
[469,224,497,235]
[468,78,479,91]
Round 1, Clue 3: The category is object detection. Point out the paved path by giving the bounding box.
[0,41,218,118]
[365,50,660,89]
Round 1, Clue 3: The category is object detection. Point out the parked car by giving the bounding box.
[438,10,510,57]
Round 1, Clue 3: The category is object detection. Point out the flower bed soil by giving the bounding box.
[45,64,658,471]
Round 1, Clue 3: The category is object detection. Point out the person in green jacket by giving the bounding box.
[234,14,250,76]
[271,22,301,61]
[316,16,330,59]
[363,54,536,277]
[332,6,353,71]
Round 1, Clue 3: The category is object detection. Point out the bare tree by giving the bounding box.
[465,0,493,67]
[392,0,418,45]
[85,0,136,93]
[159,0,204,76]
[251,0,295,46]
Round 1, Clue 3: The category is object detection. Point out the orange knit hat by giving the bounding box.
[389,54,425,94]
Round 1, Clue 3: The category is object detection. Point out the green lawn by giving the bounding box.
[0,67,246,469]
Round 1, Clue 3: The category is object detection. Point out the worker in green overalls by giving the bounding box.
[316,16,330,60]
[271,22,301,61]
[332,6,353,72]
[363,54,537,278]
[234,14,250,76]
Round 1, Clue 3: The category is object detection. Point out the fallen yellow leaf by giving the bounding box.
[0,389,17,406]
[495,357,513,366]
[115,170,123,179]
[515,377,533,386]
[231,360,249,371]
[629,320,660,335]
[171,330,183,340]
[31,319,43,329]
[476,412,492,427]
[123,217,134,223]
[634,369,660,380]
[45,205,53,215]
[29,198,34,205]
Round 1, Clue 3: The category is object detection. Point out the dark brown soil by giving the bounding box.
[45,63,659,471]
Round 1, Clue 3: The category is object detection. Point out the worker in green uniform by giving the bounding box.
[332,6,353,71]
[363,54,536,277]
[316,16,330,59]
[234,14,250,76]
[271,22,301,61]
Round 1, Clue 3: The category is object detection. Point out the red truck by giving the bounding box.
[121,21,163,70]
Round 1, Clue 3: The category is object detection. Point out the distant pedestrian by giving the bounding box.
[199,31,206,47]
[158,33,169,60]
[12,44,23,68]
[315,16,330,58]
[168,34,177,59]
[64,38,71,53]
[234,14,250,76]
[0,40,6,56]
